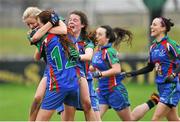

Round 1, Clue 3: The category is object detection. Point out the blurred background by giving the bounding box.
[0,0,179,121]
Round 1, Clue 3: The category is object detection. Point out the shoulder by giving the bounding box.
[85,38,94,49]
[107,47,119,58]
[45,34,58,44]
[107,47,118,54]
[106,47,120,64]
[167,37,179,46]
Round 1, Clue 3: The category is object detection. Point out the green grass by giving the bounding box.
[1,82,179,121]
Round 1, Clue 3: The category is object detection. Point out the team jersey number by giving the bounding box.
[51,46,76,71]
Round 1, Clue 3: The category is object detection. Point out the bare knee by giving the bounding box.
[81,99,92,112]
[34,95,42,104]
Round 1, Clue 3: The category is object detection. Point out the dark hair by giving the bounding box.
[87,31,98,46]
[159,17,174,34]
[38,10,75,57]
[38,10,52,25]
[100,25,133,48]
[69,10,88,40]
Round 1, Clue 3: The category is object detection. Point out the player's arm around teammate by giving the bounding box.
[31,15,67,43]
[34,10,79,121]
[22,7,67,121]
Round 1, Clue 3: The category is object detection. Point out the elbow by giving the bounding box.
[31,36,39,43]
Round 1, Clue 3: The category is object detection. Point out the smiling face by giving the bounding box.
[68,14,84,35]
[96,27,109,46]
[24,17,38,30]
[150,18,166,38]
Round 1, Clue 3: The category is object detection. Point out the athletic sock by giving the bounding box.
[146,100,156,109]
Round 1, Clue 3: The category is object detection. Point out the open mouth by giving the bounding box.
[70,26,75,29]
[151,29,155,34]
[68,24,75,30]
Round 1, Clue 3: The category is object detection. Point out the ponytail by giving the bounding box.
[100,25,132,48]
[113,27,132,48]
[159,17,174,34]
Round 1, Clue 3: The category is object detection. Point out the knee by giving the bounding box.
[34,95,42,103]
[81,100,92,112]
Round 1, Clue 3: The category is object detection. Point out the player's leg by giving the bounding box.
[94,111,101,121]
[116,107,131,121]
[166,107,179,121]
[131,92,159,120]
[56,105,65,120]
[29,76,47,121]
[62,104,76,121]
[152,83,180,121]
[36,109,55,121]
[131,103,149,120]
[90,95,101,121]
[92,98,101,121]
[36,87,69,121]
[79,77,96,121]
[108,83,131,120]
[151,102,171,121]
[99,104,109,118]
[87,80,101,121]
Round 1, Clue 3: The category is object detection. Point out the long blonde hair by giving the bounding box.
[22,7,42,22]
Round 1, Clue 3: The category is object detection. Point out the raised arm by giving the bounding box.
[48,20,67,35]
[31,12,67,43]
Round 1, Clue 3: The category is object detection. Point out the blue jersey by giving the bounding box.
[75,36,95,80]
[91,43,124,95]
[149,36,180,84]
[69,34,95,80]
[44,34,79,91]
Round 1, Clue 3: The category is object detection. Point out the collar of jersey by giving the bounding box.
[100,43,112,50]
[154,35,168,44]
[74,35,82,43]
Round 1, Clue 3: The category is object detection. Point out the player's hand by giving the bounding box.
[120,72,133,77]
[92,71,102,78]
[164,73,176,83]
[49,11,59,26]
[69,47,80,61]
[27,28,39,45]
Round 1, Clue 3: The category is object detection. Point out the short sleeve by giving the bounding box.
[85,39,95,49]
[107,48,120,64]
[168,39,180,57]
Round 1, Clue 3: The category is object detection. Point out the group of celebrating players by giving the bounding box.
[22,7,180,121]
